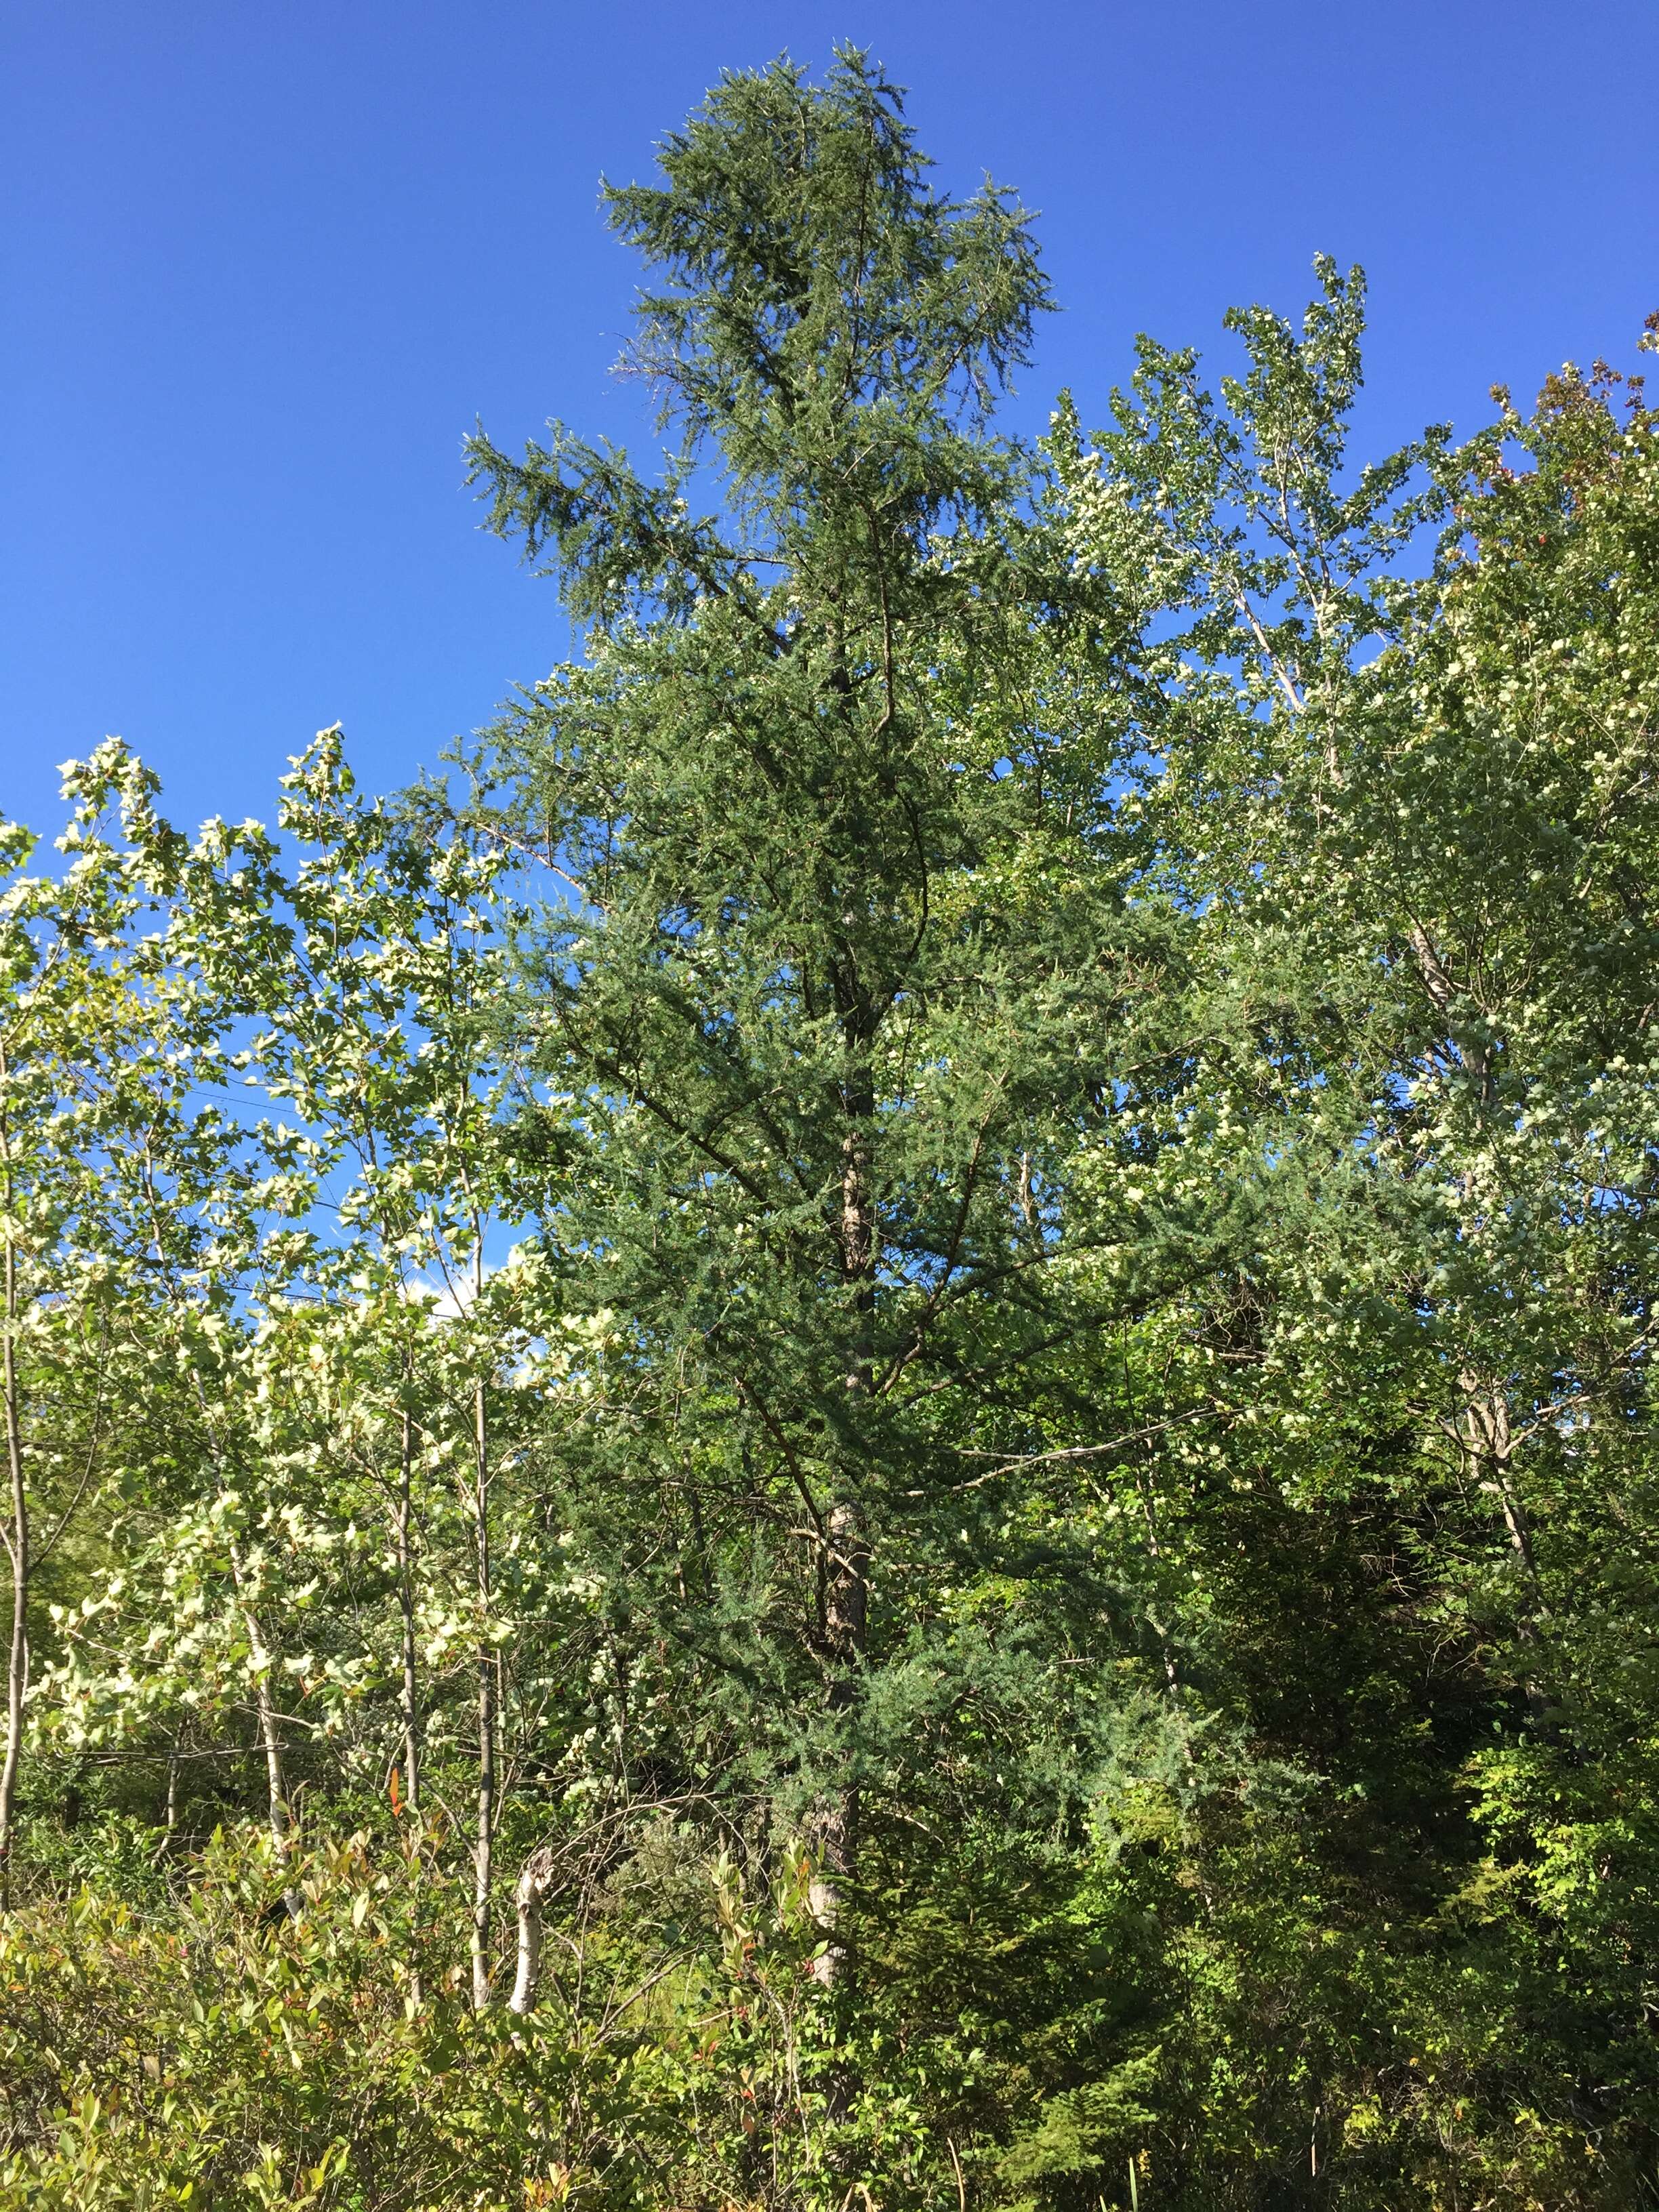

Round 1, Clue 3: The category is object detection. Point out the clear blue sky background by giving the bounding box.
[4,1,1656,845]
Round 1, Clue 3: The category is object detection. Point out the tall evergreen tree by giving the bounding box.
[463,47,1164,1983]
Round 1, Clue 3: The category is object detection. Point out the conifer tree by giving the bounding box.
[463,48,1160,1981]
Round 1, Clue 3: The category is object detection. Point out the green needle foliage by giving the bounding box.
[3,47,1659,2212]
[457,48,1180,2009]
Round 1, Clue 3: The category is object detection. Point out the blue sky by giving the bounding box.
[4,1,1656,846]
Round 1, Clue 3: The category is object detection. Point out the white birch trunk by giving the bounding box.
[507,1846,557,2016]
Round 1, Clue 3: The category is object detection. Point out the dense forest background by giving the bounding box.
[5,49,1659,2211]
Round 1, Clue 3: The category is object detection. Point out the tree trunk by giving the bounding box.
[237,1587,295,1865]
[508,1844,558,2016]
[396,1406,421,1814]
[470,1372,496,2009]
[0,1076,26,1914]
[0,1227,26,1913]
[224,1533,298,1916]
[253,1668,292,1856]
[808,1498,867,1986]
[1460,1372,1555,1732]
[164,1724,182,1843]
[810,1113,874,1988]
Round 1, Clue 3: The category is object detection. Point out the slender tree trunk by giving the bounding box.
[1136,1479,1191,1744]
[224,1536,298,1917]
[0,1077,26,1913]
[253,1669,291,1855]
[808,1498,867,1986]
[394,1393,428,2007]
[470,1370,496,2009]
[396,1406,421,1814]
[237,1588,293,1861]
[1466,1385,1534,1573]
[810,1108,874,1988]
[1460,1372,1555,1732]
[1408,947,1554,1736]
[1,1258,26,1914]
[1134,1472,1215,1908]
[164,1724,182,1843]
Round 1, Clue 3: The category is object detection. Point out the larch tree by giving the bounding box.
[461,47,1167,1992]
